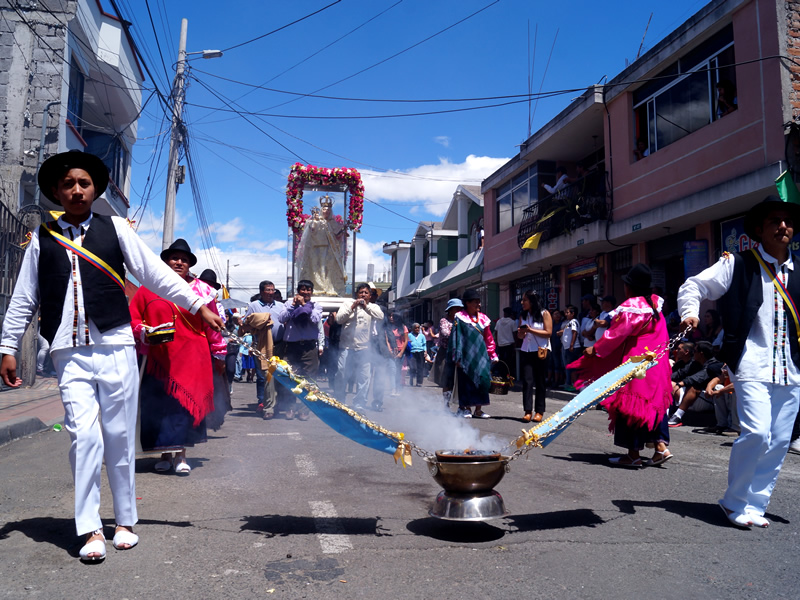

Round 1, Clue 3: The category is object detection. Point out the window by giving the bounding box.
[496,181,512,233]
[633,24,736,157]
[67,56,84,129]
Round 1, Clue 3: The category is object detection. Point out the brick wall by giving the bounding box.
[788,1,800,119]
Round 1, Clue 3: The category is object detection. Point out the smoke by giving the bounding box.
[317,304,512,454]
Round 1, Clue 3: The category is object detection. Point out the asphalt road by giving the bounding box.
[1,380,799,599]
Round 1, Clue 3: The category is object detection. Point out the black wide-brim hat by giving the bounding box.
[198,268,221,289]
[622,263,652,290]
[160,238,197,267]
[37,150,109,205]
[744,195,800,242]
[462,289,481,302]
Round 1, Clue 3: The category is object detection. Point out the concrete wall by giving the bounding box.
[608,0,786,223]
[0,1,74,212]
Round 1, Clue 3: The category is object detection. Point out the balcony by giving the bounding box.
[517,173,609,249]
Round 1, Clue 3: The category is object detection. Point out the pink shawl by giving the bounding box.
[569,295,672,432]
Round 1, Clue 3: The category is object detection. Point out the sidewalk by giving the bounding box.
[0,377,63,446]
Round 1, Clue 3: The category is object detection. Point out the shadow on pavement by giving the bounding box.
[240,514,390,538]
[0,517,192,556]
[506,508,604,532]
[612,498,791,527]
[406,517,506,543]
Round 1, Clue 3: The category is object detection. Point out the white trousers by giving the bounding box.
[723,380,800,516]
[51,345,139,536]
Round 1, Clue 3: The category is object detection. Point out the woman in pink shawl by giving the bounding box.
[569,264,673,467]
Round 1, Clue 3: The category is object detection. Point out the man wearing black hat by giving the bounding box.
[0,151,224,561]
[679,195,800,529]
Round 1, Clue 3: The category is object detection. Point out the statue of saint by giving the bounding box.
[296,195,347,296]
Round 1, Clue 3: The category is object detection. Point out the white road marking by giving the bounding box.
[295,454,317,477]
[309,500,353,554]
[247,432,301,440]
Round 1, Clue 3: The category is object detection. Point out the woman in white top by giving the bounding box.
[518,290,552,422]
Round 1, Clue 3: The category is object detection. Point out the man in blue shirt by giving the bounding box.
[244,280,285,419]
[280,280,323,420]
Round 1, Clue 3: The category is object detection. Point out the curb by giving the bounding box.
[0,416,49,447]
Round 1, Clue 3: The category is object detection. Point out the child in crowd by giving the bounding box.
[560,305,580,392]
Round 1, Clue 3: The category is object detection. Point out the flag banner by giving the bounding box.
[775,170,800,205]
[269,360,411,463]
[513,353,658,449]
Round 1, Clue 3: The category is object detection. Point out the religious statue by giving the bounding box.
[296,195,347,296]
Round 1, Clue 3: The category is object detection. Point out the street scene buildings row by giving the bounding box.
[386,0,800,325]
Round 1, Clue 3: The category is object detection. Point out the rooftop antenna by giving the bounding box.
[527,21,538,139]
[636,12,653,60]
[530,28,558,128]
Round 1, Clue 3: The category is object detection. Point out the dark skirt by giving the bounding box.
[455,368,490,408]
[140,373,207,452]
[613,411,670,451]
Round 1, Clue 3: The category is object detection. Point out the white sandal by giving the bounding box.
[79,529,106,562]
[112,526,139,550]
[174,459,191,474]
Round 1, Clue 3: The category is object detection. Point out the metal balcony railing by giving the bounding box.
[517,174,610,249]
[0,203,30,320]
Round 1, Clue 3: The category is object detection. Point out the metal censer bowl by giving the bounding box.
[426,452,510,521]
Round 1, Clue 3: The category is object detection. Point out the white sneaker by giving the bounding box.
[789,438,800,455]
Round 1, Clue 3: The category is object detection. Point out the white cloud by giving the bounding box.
[434,135,451,148]
[360,154,509,217]
[208,217,244,243]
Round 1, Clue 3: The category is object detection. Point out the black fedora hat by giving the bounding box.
[462,288,481,302]
[622,263,652,290]
[198,268,221,289]
[37,150,109,205]
[160,238,197,266]
[744,195,800,242]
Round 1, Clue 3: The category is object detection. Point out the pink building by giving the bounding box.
[481,0,800,325]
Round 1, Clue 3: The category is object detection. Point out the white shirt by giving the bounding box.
[544,174,569,195]
[520,314,551,353]
[580,316,597,348]
[595,310,610,341]
[494,317,516,347]
[677,245,800,385]
[1,214,204,355]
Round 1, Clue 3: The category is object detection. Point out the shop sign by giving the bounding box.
[720,216,800,253]
[546,287,559,311]
[683,240,709,279]
[567,257,597,279]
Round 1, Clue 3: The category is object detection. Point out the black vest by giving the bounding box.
[38,214,130,344]
[718,250,800,373]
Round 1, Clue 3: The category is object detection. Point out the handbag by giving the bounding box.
[537,346,549,360]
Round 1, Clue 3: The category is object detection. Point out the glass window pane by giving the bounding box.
[654,70,710,148]
[497,192,512,232]
[512,183,530,225]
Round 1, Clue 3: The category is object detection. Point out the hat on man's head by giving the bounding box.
[622,263,652,291]
[581,293,595,302]
[445,298,464,312]
[198,268,221,289]
[37,150,109,205]
[744,195,800,242]
[462,289,480,303]
[160,238,197,266]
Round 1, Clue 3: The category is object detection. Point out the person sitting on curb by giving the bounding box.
[669,341,723,427]
[696,364,739,435]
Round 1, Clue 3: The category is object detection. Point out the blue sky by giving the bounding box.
[118,0,708,297]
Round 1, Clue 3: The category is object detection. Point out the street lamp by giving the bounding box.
[162,18,222,251]
[226,259,240,290]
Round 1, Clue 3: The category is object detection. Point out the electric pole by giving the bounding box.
[162,19,188,251]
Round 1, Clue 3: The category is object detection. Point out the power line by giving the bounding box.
[220,0,344,53]
[263,0,501,112]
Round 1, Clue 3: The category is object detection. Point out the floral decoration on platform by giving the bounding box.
[286,163,365,239]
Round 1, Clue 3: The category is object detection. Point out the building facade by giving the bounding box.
[481,0,799,324]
